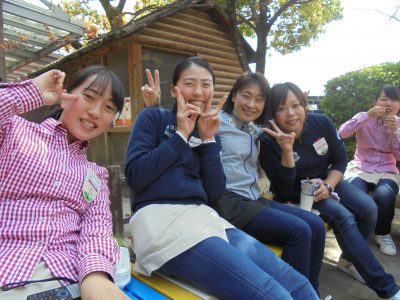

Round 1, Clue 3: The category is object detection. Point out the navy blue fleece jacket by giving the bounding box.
[125,105,226,212]
[259,113,348,203]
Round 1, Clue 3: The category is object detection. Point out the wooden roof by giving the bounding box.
[30,0,252,77]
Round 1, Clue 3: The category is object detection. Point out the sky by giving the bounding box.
[258,0,400,95]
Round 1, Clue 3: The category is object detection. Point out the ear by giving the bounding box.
[170,85,177,98]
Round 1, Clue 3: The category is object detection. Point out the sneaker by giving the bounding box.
[323,295,332,300]
[337,254,366,284]
[375,234,397,256]
[390,289,400,300]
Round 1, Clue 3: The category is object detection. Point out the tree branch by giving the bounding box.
[355,7,400,23]
[269,0,315,26]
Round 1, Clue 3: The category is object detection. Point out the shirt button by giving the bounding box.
[40,217,46,223]
[37,240,43,246]
[54,181,61,187]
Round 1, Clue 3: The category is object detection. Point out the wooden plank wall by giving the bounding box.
[133,8,245,104]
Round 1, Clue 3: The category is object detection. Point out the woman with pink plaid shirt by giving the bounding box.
[339,85,400,257]
[0,67,129,300]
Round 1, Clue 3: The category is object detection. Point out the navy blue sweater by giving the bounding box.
[259,113,348,203]
[125,106,226,212]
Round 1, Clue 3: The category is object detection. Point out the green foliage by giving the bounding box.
[322,61,400,158]
[271,0,343,54]
[215,0,343,55]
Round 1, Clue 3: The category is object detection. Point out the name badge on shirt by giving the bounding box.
[83,169,101,203]
[313,137,328,156]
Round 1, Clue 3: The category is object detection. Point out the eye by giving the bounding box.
[105,103,117,113]
[256,97,264,103]
[184,82,193,87]
[83,93,94,101]
[277,106,286,112]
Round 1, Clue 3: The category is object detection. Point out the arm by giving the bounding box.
[77,169,128,300]
[259,133,297,197]
[124,107,192,192]
[389,117,400,160]
[313,117,347,201]
[338,112,369,138]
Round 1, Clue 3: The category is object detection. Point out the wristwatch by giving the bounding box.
[323,182,333,194]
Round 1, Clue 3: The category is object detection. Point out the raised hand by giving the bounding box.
[32,70,69,106]
[198,94,227,141]
[367,105,388,118]
[262,120,295,152]
[175,87,201,140]
[142,69,161,107]
[383,115,399,133]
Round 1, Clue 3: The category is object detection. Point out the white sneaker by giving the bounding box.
[390,289,400,299]
[337,255,366,284]
[375,234,397,256]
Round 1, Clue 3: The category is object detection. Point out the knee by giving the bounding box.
[374,185,397,205]
[292,222,312,243]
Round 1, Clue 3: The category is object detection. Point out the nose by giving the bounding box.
[88,103,101,118]
[246,99,256,109]
[193,84,202,97]
[286,107,295,116]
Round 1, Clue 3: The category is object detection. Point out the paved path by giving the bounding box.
[319,208,400,300]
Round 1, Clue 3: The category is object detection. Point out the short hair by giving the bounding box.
[222,72,270,125]
[375,85,400,102]
[268,82,307,120]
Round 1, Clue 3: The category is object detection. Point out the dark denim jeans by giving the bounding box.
[314,180,400,298]
[243,200,326,293]
[160,228,319,300]
[349,177,399,235]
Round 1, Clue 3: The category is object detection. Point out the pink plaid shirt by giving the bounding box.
[339,112,400,174]
[0,80,119,287]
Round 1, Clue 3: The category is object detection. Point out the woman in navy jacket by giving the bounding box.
[260,82,400,299]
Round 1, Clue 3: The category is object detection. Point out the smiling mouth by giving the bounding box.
[81,119,96,129]
[386,108,392,113]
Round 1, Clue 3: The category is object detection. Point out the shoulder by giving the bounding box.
[136,107,173,126]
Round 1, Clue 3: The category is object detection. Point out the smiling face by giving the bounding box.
[275,90,306,138]
[376,90,400,116]
[60,75,117,142]
[233,83,265,123]
[171,64,214,112]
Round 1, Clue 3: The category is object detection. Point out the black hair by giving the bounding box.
[222,72,270,125]
[268,82,307,120]
[375,85,400,102]
[47,65,124,119]
[172,56,215,86]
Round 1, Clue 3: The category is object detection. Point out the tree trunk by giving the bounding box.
[255,30,267,74]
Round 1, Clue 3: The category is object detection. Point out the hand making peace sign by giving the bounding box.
[262,119,296,152]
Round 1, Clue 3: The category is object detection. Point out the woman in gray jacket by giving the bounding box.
[213,72,325,295]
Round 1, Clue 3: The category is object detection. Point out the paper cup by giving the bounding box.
[300,193,314,211]
[301,179,319,196]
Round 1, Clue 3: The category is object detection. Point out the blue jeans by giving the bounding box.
[313,180,399,298]
[159,228,318,300]
[242,201,325,293]
[349,177,399,235]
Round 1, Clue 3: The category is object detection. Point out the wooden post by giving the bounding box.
[0,0,6,82]
[106,165,124,236]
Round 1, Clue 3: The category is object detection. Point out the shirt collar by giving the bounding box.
[41,118,89,150]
